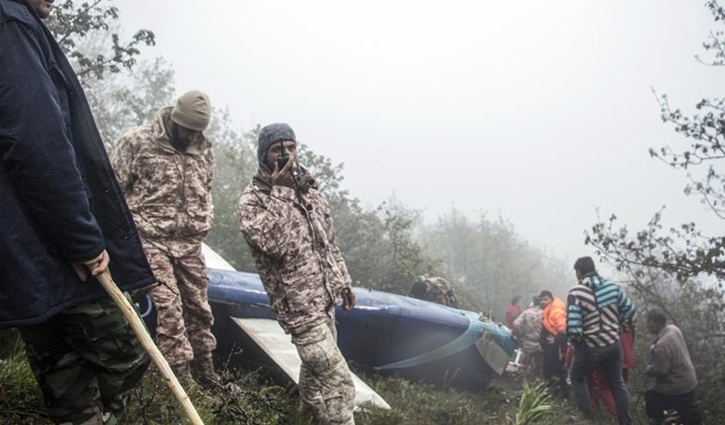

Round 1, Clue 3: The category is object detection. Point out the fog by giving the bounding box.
[116,0,724,262]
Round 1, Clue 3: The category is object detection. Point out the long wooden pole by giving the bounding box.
[97,270,204,425]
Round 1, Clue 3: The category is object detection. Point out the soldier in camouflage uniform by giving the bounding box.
[512,296,543,377]
[1,0,155,423]
[239,123,357,425]
[111,91,219,387]
[409,275,459,308]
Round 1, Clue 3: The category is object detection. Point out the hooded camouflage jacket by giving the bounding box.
[412,276,458,308]
[513,306,543,353]
[111,107,214,256]
[238,171,352,335]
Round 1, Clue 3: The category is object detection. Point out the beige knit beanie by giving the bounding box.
[170,90,211,131]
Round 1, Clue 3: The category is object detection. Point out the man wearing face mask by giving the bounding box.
[238,123,357,425]
[111,91,219,388]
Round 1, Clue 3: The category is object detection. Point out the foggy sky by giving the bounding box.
[116,0,724,263]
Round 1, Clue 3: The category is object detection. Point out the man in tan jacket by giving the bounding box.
[111,90,219,387]
[239,123,356,425]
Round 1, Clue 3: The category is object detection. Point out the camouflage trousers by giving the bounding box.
[292,316,355,425]
[19,296,150,425]
[144,242,216,366]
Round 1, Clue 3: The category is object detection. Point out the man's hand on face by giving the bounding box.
[71,249,110,282]
[270,151,297,188]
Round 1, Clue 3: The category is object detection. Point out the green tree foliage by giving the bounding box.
[206,120,258,270]
[43,1,166,149]
[587,1,725,285]
[89,57,177,148]
[420,208,571,319]
[585,1,725,421]
[46,0,155,81]
[344,198,438,293]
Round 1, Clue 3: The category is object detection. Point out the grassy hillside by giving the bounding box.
[0,328,589,425]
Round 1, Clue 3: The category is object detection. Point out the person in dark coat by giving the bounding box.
[0,0,155,422]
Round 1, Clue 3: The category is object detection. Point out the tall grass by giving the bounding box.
[0,330,50,425]
[508,380,554,425]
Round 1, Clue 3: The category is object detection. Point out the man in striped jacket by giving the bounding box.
[567,257,635,425]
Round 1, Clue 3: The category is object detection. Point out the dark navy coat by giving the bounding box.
[0,0,155,327]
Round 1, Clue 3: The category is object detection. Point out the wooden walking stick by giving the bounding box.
[97,270,204,425]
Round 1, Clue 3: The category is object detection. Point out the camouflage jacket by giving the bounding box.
[513,306,543,353]
[111,107,214,256]
[420,276,458,308]
[238,171,352,335]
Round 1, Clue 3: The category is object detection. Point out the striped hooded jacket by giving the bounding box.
[566,274,635,348]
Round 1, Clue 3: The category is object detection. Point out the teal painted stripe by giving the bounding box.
[375,314,484,371]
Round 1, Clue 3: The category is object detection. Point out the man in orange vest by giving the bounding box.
[539,290,567,393]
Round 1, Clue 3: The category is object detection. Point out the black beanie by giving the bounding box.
[257,123,296,173]
[574,256,596,274]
